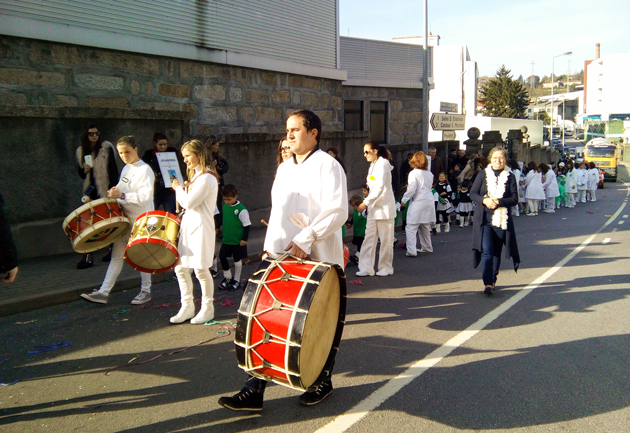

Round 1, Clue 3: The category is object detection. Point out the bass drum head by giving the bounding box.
[124,240,178,273]
[299,267,340,388]
[72,218,129,253]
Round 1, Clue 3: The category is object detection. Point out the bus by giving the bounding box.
[584,138,618,182]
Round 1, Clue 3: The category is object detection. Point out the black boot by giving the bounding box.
[77,253,93,270]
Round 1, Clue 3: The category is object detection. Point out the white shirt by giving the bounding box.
[264,149,348,266]
[363,157,397,220]
[542,170,560,198]
[525,171,546,200]
[116,160,155,221]
[175,167,218,269]
[402,169,435,224]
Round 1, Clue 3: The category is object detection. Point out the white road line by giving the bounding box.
[623,215,628,219]
[603,238,611,244]
[315,185,630,433]
[618,220,624,225]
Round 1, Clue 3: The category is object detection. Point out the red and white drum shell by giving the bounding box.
[235,253,347,392]
[124,211,181,274]
[62,198,130,253]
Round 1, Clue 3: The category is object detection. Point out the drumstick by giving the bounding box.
[261,219,268,227]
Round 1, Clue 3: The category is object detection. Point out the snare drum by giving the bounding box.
[62,198,129,253]
[124,211,181,273]
[235,253,346,392]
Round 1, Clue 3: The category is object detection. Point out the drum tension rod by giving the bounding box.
[271,299,282,310]
[263,331,271,344]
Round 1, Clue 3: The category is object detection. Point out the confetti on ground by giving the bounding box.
[586,211,594,214]
[15,320,36,325]
[128,356,139,363]
[0,380,19,386]
[27,341,72,354]
[396,242,406,249]
[138,302,181,310]
[215,295,235,307]
[347,280,364,285]
[606,215,614,217]
[55,314,69,321]
[103,334,230,375]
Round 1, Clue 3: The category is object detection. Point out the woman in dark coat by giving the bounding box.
[470,147,520,295]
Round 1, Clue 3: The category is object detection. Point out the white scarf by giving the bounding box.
[485,165,510,230]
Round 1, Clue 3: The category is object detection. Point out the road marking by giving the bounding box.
[623,215,628,218]
[315,184,630,433]
[618,220,624,225]
[603,238,611,244]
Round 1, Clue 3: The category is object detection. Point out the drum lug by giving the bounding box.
[263,331,271,344]
[280,272,291,281]
[271,299,282,310]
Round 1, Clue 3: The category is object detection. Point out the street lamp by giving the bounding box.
[551,51,572,148]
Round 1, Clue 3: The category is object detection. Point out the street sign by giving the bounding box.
[440,102,458,113]
[430,113,465,131]
[442,130,456,141]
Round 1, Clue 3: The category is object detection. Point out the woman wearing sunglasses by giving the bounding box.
[75,124,119,269]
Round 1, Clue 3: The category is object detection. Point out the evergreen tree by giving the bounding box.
[478,65,529,119]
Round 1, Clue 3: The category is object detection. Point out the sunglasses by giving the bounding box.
[364,150,371,155]
[88,132,100,137]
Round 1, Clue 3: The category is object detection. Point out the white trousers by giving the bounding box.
[588,188,597,201]
[99,234,151,295]
[546,197,556,211]
[577,190,587,202]
[405,223,433,255]
[175,265,213,307]
[527,199,538,214]
[566,192,575,207]
[358,216,394,274]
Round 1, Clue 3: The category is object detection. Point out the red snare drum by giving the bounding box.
[124,211,181,273]
[235,253,346,391]
[62,198,129,253]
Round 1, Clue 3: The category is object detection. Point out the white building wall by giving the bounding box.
[585,51,630,118]
[0,0,346,80]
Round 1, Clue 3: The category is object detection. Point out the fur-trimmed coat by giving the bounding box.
[76,141,119,199]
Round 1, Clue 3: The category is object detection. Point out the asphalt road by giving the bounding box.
[2,182,629,432]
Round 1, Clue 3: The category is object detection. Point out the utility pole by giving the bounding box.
[421,0,429,153]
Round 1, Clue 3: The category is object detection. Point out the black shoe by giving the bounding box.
[484,285,493,296]
[237,279,248,290]
[77,253,93,270]
[218,278,229,291]
[299,380,333,406]
[228,279,239,291]
[218,387,263,412]
[102,248,112,262]
[211,270,219,279]
[349,255,359,265]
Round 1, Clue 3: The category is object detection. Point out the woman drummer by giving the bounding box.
[170,139,219,324]
[80,136,155,305]
[75,124,119,269]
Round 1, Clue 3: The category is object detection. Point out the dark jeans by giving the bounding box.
[481,223,506,286]
[245,360,335,394]
[154,189,177,214]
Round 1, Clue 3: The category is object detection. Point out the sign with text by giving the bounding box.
[430,113,465,131]
[439,102,458,113]
[442,130,457,141]
[156,152,184,188]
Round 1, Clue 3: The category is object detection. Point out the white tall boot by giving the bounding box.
[459,216,464,228]
[191,269,215,324]
[435,223,441,233]
[444,222,450,233]
[171,266,196,324]
[464,216,470,227]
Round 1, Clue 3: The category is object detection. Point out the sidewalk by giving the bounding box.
[0,226,268,317]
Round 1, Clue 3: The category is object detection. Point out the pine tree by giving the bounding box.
[478,66,529,119]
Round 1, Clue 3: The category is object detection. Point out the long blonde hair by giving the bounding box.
[181,139,217,181]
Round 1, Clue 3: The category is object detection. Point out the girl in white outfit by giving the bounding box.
[356,142,397,277]
[81,136,155,305]
[564,161,577,208]
[170,139,219,324]
[576,163,588,203]
[524,162,545,216]
[401,151,435,256]
[540,163,560,213]
[587,162,600,202]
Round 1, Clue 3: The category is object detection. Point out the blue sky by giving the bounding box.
[340,0,630,79]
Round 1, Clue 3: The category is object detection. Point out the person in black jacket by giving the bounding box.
[470,147,520,296]
[141,132,187,214]
[0,193,18,283]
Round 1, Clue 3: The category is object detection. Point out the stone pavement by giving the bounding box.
[0,227,268,317]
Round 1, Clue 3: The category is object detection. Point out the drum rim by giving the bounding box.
[70,217,130,253]
[124,237,179,273]
[134,209,182,225]
[62,197,123,228]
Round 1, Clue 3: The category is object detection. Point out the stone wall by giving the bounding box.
[0,36,371,259]
[342,86,424,145]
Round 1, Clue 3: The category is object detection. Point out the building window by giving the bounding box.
[344,100,363,131]
[370,101,387,144]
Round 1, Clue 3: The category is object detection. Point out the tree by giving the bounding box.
[536,111,551,125]
[478,65,530,119]
[526,75,540,88]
